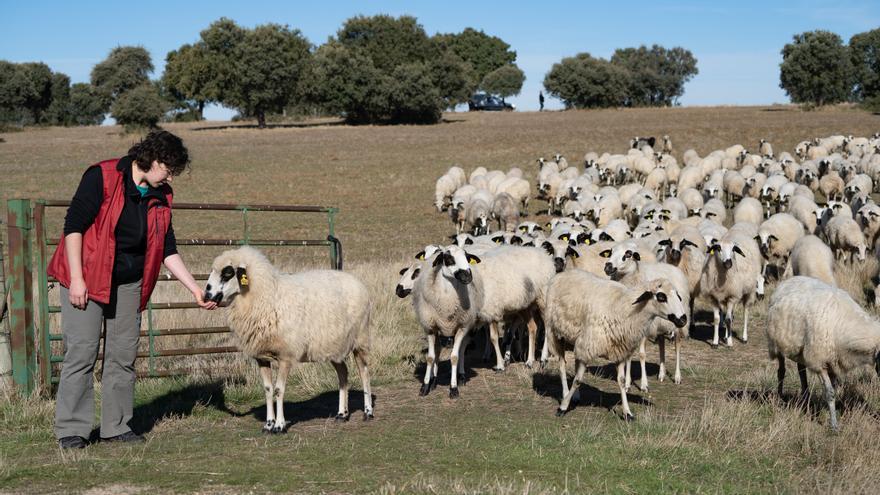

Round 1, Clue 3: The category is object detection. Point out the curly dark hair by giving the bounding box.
[128,130,190,176]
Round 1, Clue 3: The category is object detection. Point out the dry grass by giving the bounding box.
[3,107,880,493]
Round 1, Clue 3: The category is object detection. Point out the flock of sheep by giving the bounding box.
[402,132,880,427]
[196,132,880,433]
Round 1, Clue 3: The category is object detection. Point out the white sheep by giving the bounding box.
[435,174,457,212]
[733,197,764,225]
[496,176,531,214]
[700,231,762,347]
[491,192,520,232]
[204,247,373,432]
[677,187,704,215]
[757,213,805,276]
[412,245,483,398]
[767,276,880,430]
[545,273,687,419]
[825,215,867,262]
[790,235,836,286]
[701,198,727,225]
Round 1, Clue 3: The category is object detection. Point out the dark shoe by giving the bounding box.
[59,436,88,449]
[102,431,145,443]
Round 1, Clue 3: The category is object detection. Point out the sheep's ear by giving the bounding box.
[399,267,408,275]
[733,245,746,257]
[433,253,446,267]
[465,238,474,245]
[542,241,554,255]
[680,239,697,249]
[599,232,614,242]
[769,235,778,242]
[415,250,426,260]
[558,233,570,242]
[536,225,545,231]
[658,239,672,247]
[491,236,503,244]
[600,249,612,258]
[236,267,249,289]
[566,246,580,259]
[510,235,523,245]
[466,253,481,265]
[632,290,654,306]
[519,226,528,233]
[577,232,590,244]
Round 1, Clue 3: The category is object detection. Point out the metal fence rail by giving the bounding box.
[6,198,341,396]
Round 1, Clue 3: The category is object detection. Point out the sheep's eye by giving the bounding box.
[706,212,716,217]
[399,267,408,275]
[220,266,235,281]
[443,255,456,267]
[412,268,420,279]
[655,292,668,303]
[676,292,682,302]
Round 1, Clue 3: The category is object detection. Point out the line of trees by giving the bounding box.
[780,28,880,108]
[542,45,699,109]
[0,16,525,128]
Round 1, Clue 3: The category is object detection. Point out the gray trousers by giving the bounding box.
[55,280,142,439]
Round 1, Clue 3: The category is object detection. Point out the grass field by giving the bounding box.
[2,106,880,494]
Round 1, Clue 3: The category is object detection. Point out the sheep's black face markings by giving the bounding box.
[732,246,746,257]
[633,291,653,305]
[399,267,408,276]
[220,266,235,282]
[412,268,421,279]
[655,292,668,303]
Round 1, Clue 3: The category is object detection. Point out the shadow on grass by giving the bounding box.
[129,380,236,435]
[531,370,652,416]
[192,117,465,132]
[244,390,377,430]
[727,387,880,423]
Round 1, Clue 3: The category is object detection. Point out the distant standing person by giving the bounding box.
[539,91,545,111]
[48,130,217,449]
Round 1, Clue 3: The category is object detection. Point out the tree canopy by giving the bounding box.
[481,65,526,100]
[110,82,167,130]
[90,46,154,109]
[434,28,517,93]
[544,54,629,109]
[779,30,853,107]
[850,28,880,105]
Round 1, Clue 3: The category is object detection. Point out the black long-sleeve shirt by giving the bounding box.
[63,156,177,284]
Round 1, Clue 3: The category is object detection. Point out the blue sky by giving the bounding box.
[3,0,878,119]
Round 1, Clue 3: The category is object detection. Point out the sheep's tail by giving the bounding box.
[328,235,343,270]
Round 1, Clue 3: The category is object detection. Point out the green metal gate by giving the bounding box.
[5,198,340,397]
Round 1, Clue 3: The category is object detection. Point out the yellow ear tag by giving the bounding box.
[469,258,478,265]
[586,239,591,245]
[418,255,425,260]
[561,235,569,242]
[495,239,501,244]
[239,274,249,286]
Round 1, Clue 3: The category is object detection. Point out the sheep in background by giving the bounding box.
[701,231,762,347]
[767,276,880,430]
[465,196,491,236]
[545,274,687,419]
[790,235,836,286]
[744,173,767,200]
[491,192,520,232]
[786,195,819,234]
[496,176,531,214]
[469,166,488,183]
[662,135,673,154]
[412,245,483,398]
[757,213,805,278]
[656,225,707,301]
[701,198,727,225]
[678,188,704,215]
[759,139,773,157]
[204,246,373,432]
[435,174,457,212]
[446,165,466,188]
[733,197,764,225]
[825,215,868,262]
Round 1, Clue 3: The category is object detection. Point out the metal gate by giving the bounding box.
[5,198,341,396]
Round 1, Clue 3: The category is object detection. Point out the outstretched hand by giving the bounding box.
[192,288,217,310]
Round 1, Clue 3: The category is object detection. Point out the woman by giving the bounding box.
[47,130,216,449]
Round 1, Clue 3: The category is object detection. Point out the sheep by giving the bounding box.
[733,197,764,225]
[446,165,466,188]
[744,173,767,199]
[790,235,836,286]
[464,196,491,236]
[491,192,519,232]
[643,167,668,199]
[786,195,819,234]
[759,139,773,158]
[767,276,880,430]
[677,188,704,215]
[677,165,704,193]
[412,245,483,398]
[592,194,623,227]
[722,170,746,207]
[700,231,762,347]
[545,273,687,419]
[496,176,531,213]
[656,225,707,300]
[469,166,488,183]
[825,215,868,262]
[604,244,691,388]
[701,198,727,225]
[204,246,373,432]
[435,174,457,212]
[662,135,673,154]
[757,213,805,277]
[844,174,873,202]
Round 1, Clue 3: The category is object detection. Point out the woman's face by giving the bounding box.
[144,160,173,188]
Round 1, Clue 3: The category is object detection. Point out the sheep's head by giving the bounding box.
[204,256,250,306]
[449,233,474,247]
[755,232,778,259]
[433,246,480,284]
[708,240,745,269]
[603,243,641,279]
[396,263,421,298]
[631,279,688,329]
[658,237,698,266]
[542,240,568,273]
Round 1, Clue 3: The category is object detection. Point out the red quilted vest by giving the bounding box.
[47,159,173,312]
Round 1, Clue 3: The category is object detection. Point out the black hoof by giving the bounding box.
[556,408,567,417]
[419,383,431,396]
[334,413,350,422]
[493,367,504,373]
[363,412,374,421]
[623,413,635,422]
[710,343,718,349]
[449,387,459,399]
[457,373,466,384]
[525,362,533,369]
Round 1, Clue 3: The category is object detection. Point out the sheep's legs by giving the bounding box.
[638,338,649,392]
[556,360,586,416]
[742,308,749,343]
[420,334,437,396]
[489,322,505,371]
[673,332,682,384]
[711,308,721,347]
[625,358,632,391]
[353,349,373,420]
[448,328,467,398]
[724,306,734,347]
[617,361,634,420]
[658,336,667,383]
[331,361,350,421]
[776,356,786,398]
[819,369,839,431]
[272,361,291,433]
[540,335,550,367]
[525,314,538,368]
[797,362,809,404]
[257,359,275,432]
